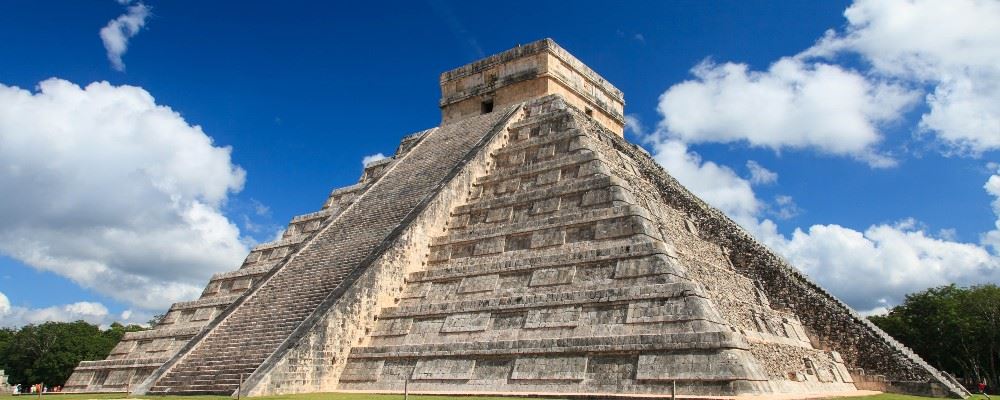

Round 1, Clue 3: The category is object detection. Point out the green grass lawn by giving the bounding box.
[0,393,544,400]
[0,393,992,400]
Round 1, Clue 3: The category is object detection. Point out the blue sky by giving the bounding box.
[0,0,998,326]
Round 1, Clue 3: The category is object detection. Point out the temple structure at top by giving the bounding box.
[439,39,625,136]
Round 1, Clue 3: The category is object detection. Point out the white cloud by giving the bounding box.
[624,114,644,137]
[771,220,999,310]
[984,169,1000,253]
[100,2,150,71]
[806,0,1000,154]
[657,58,916,167]
[362,153,388,167]
[746,160,778,185]
[641,128,1000,312]
[658,0,1000,163]
[0,292,10,316]
[641,0,1000,312]
[0,78,249,311]
[0,290,113,328]
[770,195,801,220]
[648,138,761,227]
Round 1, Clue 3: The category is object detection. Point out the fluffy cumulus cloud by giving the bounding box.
[641,0,1000,313]
[658,58,916,166]
[985,169,1000,253]
[648,138,1000,312]
[362,153,388,167]
[0,78,249,311]
[649,138,761,227]
[658,0,1000,163]
[0,292,10,317]
[806,0,1000,154]
[0,291,149,328]
[746,160,778,185]
[100,2,150,71]
[773,220,1000,313]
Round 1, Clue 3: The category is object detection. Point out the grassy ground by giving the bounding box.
[851,396,989,400]
[0,393,540,400]
[0,393,993,400]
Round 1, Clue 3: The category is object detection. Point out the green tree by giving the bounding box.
[0,321,146,386]
[870,284,1000,388]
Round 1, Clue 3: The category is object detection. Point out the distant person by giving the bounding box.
[13,383,20,395]
[980,382,991,399]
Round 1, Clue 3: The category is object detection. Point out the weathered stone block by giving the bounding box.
[441,312,492,333]
[412,359,475,380]
[450,213,470,228]
[457,274,498,294]
[372,318,412,337]
[535,169,560,186]
[530,197,560,214]
[635,350,767,381]
[473,236,505,256]
[427,246,451,263]
[614,254,681,278]
[525,306,580,328]
[625,299,688,324]
[486,207,513,223]
[511,356,587,380]
[581,188,610,207]
[340,360,384,382]
[529,266,575,287]
[530,228,565,248]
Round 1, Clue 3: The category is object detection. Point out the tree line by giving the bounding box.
[0,321,146,387]
[869,284,1000,389]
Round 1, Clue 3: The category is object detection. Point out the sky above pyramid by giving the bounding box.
[0,0,998,327]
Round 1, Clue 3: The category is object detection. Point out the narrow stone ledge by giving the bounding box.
[122,326,203,341]
[434,205,652,246]
[210,263,275,281]
[416,236,671,280]
[348,331,749,359]
[169,295,240,311]
[380,282,707,319]
[251,234,308,252]
[289,208,335,224]
[474,150,595,186]
[454,175,618,214]
[74,357,172,370]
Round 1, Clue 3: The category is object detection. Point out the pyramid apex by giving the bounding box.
[440,38,625,135]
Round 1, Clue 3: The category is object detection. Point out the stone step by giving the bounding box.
[349,331,748,360]
[454,174,619,215]
[418,236,673,277]
[384,282,709,319]
[169,295,241,311]
[494,124,584,157]
[146,103,519,393]
[432,205,651,247]
[475,148,594,186]
[402,259,688,307]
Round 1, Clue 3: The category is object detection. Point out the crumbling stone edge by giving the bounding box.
[129,152,380,396]
[578,113,965,399]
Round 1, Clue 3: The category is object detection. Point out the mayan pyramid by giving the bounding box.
[66,39,966,398]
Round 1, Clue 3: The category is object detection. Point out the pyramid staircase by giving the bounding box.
[138,107,519,395]
[332,97,862,396]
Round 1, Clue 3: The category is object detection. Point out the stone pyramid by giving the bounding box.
[67,39,966,398]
